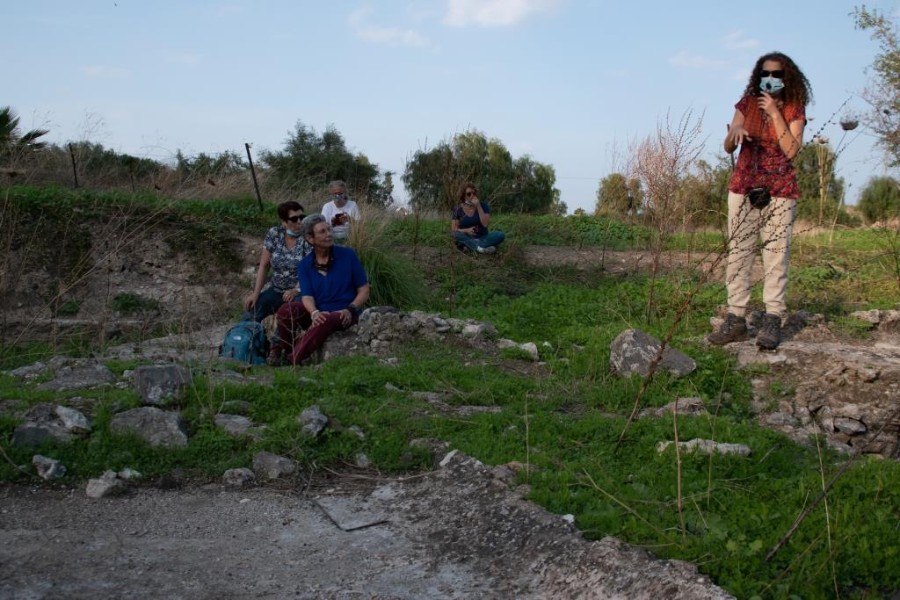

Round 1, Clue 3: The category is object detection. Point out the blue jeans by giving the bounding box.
[248,287,285,322]
[452,230,505,252]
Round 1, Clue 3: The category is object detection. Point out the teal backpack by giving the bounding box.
[219,320,267,365]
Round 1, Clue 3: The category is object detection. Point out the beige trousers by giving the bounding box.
[724,191,797,318]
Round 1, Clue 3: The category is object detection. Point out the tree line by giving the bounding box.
[2,6,897,222]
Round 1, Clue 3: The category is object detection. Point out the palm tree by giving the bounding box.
[0,106,49,167]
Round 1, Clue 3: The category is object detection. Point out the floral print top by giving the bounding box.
[262,226,312,293]
[728,95,806,200]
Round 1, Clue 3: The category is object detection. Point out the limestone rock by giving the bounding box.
[109,407,189,448]
[610,329,696,378]
[134,365,193,406]
[86,470,126,498]
[32,455,66,480]
[252,452,297,480]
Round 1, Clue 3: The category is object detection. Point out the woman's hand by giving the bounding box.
[310,309,326,327]
[243,292,257,311]
[757,92,780,118]
[282,289,299,302]
[726,124,751,149]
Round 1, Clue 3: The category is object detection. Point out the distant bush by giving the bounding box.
[858,176,900,223]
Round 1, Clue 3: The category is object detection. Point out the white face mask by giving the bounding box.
[759,76,784,95]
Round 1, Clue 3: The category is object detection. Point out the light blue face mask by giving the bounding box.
[285,228,302,238]
[759,76,784,95]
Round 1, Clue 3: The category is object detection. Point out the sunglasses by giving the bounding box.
[332,193,347,199]
[465,191,476,197]
[286,214,305,223]
[760,69,784,78]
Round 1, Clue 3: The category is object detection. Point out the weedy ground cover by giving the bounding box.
[1,191,898,598]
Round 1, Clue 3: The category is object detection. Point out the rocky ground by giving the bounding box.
[2,240,898,598]
[0,451,732,600]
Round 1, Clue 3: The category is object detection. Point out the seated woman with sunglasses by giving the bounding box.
[243,200,313,322]
[451,183,505,254]
[321,180,361,243]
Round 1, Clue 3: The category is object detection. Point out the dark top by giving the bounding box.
[451,202,491,238]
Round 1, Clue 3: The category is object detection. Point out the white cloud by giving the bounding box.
[349,7,432,48]
[443,0,563,27]
[721,30,759,51]
[668,51,727,69]
[81,65,131,79]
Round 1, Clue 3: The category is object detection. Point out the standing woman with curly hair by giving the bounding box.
[708,52,813,351]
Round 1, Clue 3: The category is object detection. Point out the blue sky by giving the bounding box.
[3,0,897,213]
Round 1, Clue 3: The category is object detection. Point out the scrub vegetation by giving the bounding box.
[1,186,898,599]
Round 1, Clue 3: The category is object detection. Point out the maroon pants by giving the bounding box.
[274,302,357,365]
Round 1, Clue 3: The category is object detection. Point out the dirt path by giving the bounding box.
[0,452,731,600]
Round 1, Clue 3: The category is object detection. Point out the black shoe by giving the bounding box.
[707,313,749,345]
[756,313,782,350]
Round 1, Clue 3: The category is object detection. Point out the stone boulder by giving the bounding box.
[134,365,193,406]
[610,329,696,378]
[109,407,189,448]
[11,403,93,448]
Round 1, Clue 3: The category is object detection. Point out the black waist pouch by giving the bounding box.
[747,187,771,210]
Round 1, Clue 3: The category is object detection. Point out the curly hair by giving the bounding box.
[742,52,813,107]
[458,182,478,204]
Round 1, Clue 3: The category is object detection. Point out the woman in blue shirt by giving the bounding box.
[450,183,505,254]
[269,214,369,366]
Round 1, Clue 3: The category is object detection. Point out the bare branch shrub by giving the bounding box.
[627,109,706,319]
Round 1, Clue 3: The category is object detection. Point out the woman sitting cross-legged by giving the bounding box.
[450,182,505,254]
[268,214,370,366]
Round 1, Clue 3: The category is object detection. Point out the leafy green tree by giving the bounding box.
[853,6,900,166]
[0,106,48,167]
[675,158,731,227]
[549,198,567,216]
[595,173,643,216]
[261,121,384,203]
[858,176,900,222]
[402,142,455,211]
[55,141,162,187]
[368,170,395,207]
[402,129,558,213]
[510,156,557,213]
[176,150,246,181]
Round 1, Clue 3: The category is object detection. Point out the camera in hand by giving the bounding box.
[747,187,771,210]
[331,213,349,226]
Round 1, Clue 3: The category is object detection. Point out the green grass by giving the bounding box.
[2,189,899,598]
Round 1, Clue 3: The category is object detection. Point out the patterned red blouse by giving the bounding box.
[728,95,806,200]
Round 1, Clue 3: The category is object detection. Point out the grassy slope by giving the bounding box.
[1,186,899,599]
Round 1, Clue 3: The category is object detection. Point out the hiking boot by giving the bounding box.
[756,313,782,350]
[707,313,749,345]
